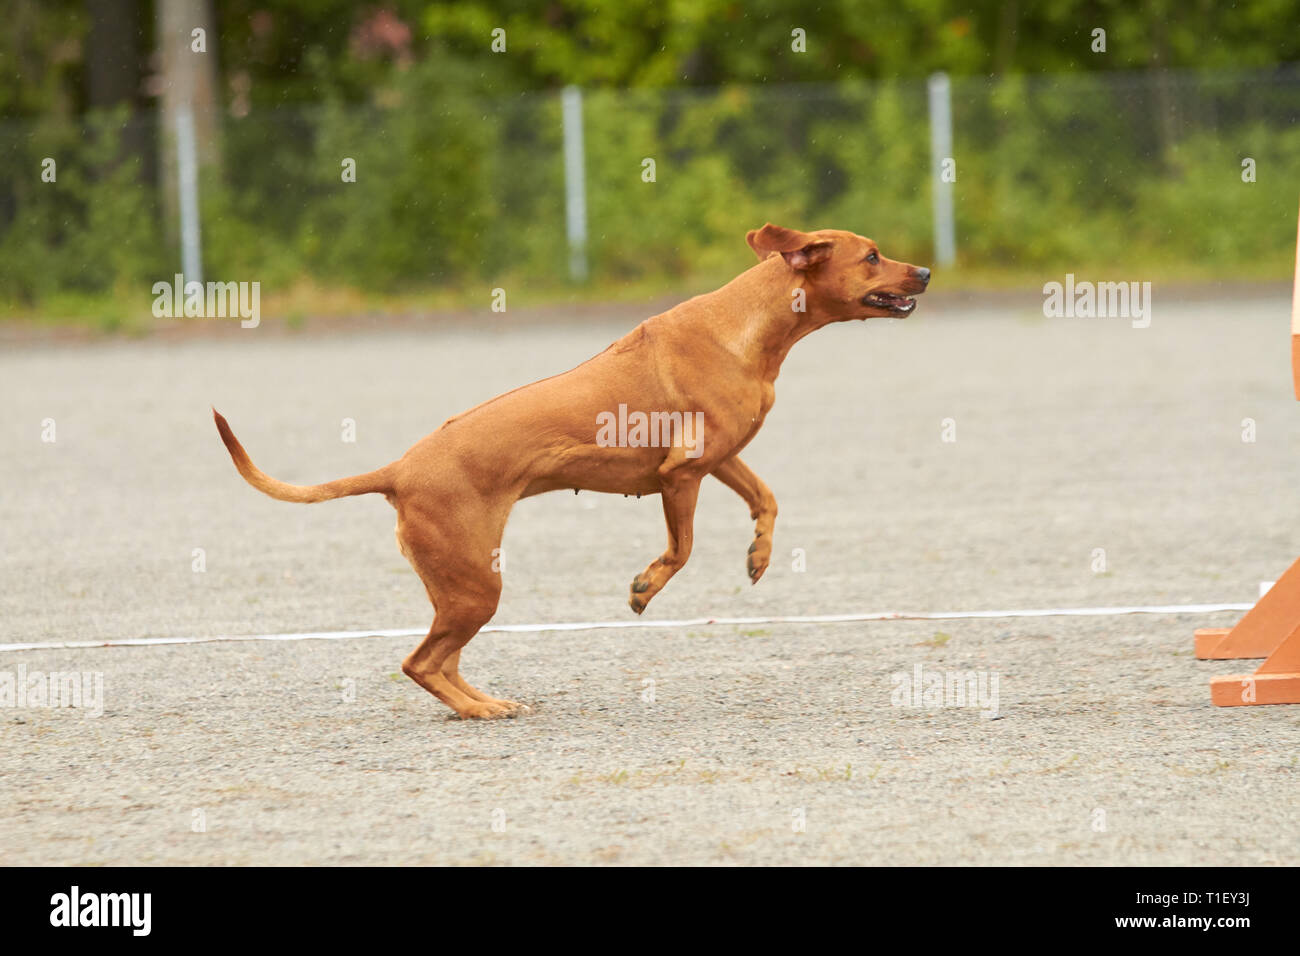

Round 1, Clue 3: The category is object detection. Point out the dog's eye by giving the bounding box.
[866,252,879,265]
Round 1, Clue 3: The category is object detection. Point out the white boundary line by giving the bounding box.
[0,602,1252,653]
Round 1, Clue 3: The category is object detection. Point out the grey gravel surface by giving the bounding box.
[3,292,1299,865]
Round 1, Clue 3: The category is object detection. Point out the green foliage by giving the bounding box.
[1136,124,1300,264]
[4,0,1300,321]
[0,107,163,305]
[7,0,1300,124]
[4,69,1300,317]
[0,1,88,117]
[581,82,932,278]
[196,57,565,291]
[297,61,502,287]
[947,72,1300,273]
[416,0,1300,91]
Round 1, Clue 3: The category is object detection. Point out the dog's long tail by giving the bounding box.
[213,409,395,504]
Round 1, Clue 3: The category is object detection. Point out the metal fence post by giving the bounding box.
[176,103,203,285]
[927,72,956,267]
[561,85,588,281]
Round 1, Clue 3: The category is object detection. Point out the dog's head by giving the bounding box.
[746,223,930,321]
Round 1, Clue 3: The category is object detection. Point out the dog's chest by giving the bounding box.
[739,383,777,443]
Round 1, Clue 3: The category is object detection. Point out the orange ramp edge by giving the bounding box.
[1194,555,1300,659]
[1211,673,1300,707]
[1211,628,1300,706]
[1207,198,1300,705]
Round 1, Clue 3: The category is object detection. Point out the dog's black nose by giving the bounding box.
[916,267,931,286]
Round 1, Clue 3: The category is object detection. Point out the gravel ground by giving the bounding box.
[3,290,1299,865]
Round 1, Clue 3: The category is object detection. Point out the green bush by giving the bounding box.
[0,107,163,305]
[2,70,1298,318]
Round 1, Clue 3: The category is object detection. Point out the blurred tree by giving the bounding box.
[417,0,1300,90]
[4,0,1300,120]
[85,0,143,110]
[0,1,87,117]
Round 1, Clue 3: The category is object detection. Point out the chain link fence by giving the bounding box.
[2,64,1298,311]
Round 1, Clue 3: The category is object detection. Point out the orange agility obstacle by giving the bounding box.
[1197,198,1300,706]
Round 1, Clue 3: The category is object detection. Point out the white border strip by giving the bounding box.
[0,602,1252,653]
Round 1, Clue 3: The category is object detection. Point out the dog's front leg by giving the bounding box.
[711,455,778,584]
[629,469,701,614]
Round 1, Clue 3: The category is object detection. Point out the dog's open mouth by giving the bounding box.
[861,291,918,315]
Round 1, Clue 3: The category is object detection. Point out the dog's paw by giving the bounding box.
[493,700,532,718]
[456,701,504,720]
[629,574,654,614]
[459,699,531,720]
[746,535,771,584]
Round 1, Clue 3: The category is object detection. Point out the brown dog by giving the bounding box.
[214,224,929,718]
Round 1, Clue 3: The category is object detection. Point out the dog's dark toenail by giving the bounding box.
[631,579,649,593]
[748,543,757,554]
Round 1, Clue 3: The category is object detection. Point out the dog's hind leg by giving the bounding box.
[711,455,778,584]
[396,505,524,719]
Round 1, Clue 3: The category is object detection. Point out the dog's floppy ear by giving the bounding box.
[746,223,833,270]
